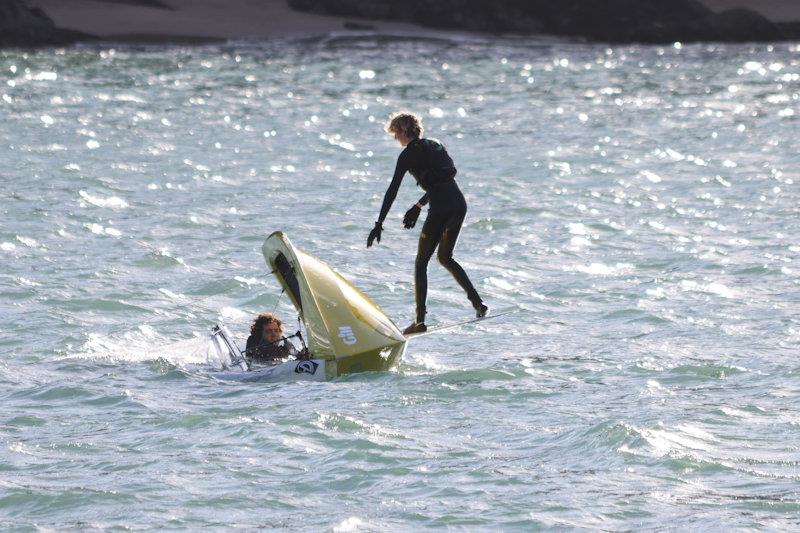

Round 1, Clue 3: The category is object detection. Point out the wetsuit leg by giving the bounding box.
[414,211,447,323]
[437,211,482,307]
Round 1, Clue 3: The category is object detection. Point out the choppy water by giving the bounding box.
[2,35,800,530]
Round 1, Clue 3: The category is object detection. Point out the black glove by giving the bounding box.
[367,222,382,248]
[403,204,421,229]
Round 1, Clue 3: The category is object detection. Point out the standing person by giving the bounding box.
[245,312,299,363]
[367,111,487,335]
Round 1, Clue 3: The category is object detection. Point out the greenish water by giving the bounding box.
[1,36,799,530]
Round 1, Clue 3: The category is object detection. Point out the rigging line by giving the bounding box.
[271,286,285,314]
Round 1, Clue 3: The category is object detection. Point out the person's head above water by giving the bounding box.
[250,312,283,345]
[385,111,423,147]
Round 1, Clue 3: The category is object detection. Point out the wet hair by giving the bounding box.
[250,312,283,336]
[385,111,423,139]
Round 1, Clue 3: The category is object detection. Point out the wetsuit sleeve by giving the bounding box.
[245,334,256,353]
[377,152,409,224]
[417,193,429,206]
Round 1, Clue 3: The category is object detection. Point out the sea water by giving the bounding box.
[1,35,799,530]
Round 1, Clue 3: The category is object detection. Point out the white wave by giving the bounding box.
[79,190,129,209]
[30,71,57,81]
[646,287,666,299]
[720,406,757,419]
[679,280,738,299]
[68,326,231,369]
[158,288,185,301]
[83,223,122,237]
[567,222,588,235]
[15,236,38,248]
[8,442,34,455]
[639,170,663,183]
[568,262,634,276]
[234,276,263,286]
[622,423,717,458]
[120,94,146,103]
[487,276,514,290]
[219,307,248,321]
[569,236,592,248]
[333,517,372,533]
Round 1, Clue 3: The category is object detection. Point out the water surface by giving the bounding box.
[1,36,799,530]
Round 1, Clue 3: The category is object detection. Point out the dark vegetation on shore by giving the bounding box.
[2,0,799,48]
[1,1,93,47]
[290,0,798,43]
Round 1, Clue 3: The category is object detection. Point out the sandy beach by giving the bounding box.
[25,0,436,42]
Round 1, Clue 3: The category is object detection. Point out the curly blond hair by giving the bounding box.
[385,111,424,139]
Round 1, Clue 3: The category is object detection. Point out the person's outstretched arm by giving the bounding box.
[377,154,409,224]
[368,152,409,247]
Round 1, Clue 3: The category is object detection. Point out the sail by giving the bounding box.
[261,232,406,376]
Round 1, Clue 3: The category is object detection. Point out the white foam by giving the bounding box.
[487,276,514,290]
[8,442,34,455]
[15,236,38,247]
[679,279,737,298]
[219,306,247,320]
[333,517,369,533]
[639,170,663,183]
[567,222,588,235]
[569,262,634,276]
[79,190,129,209]
[69,327,229,369]
[31,71,57,81]
[83,223,122,237]
[159,288,185,300]
[705,282,736,298]
[234,276,261,286]
[646,287,666,299]
[569,236,592,248]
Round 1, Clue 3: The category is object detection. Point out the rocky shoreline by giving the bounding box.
[2,0,800,48]
[0,1,94,47]
[288,0,798,44]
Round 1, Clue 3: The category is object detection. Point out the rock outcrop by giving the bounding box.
[0,0,93,47]
[289,0,793,43]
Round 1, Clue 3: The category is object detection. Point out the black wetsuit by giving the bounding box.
[377,138,483,323]
[245,334,298,363]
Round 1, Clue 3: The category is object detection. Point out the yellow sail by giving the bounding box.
[261,232,406,377]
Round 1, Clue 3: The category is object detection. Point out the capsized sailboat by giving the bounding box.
[211,231,407,381]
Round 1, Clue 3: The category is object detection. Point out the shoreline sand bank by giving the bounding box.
[20,0,800,46]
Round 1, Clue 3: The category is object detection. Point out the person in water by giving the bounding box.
[367,111,487,335]
[245,312,299,363]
